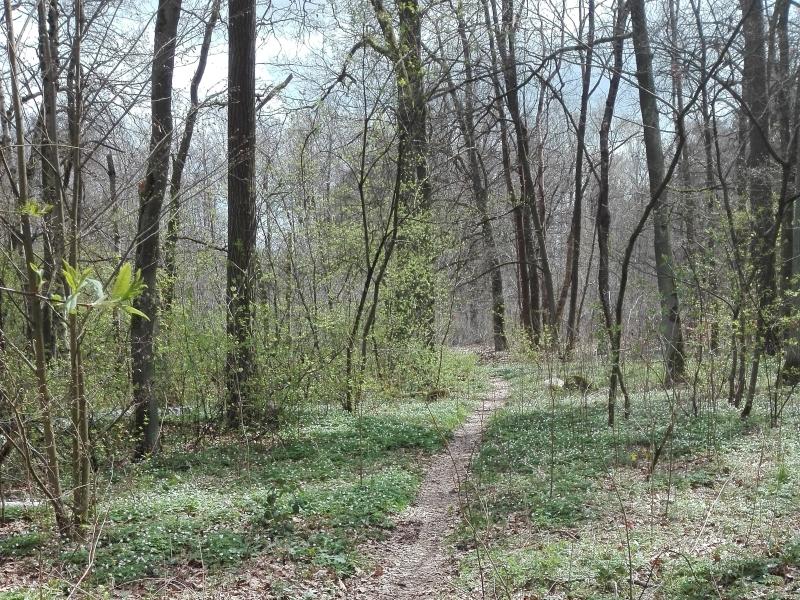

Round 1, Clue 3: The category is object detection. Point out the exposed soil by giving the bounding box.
[347,375,509,599]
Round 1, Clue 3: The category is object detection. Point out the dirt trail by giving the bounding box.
[348,375,509,599]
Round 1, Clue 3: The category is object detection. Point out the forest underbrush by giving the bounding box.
[0,353,484,598]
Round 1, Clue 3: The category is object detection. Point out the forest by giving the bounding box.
[0,0,799,597]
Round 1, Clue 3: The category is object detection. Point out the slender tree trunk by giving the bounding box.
[565,0,595,351]
[690,0,720,351]
[451,7,507,350]
[226,0,257,424]
[598,1,628,426]
[630,0,686,385]
[66,0,90,533]
[496,0,557,333]
[739,0,774,417]
[163,0,219,312]
[479,0,537,342]
[37,0,64,360]
[522,207,541,339]
[669,0,695,256]
[131,0,182,453]
[3,0,70,537]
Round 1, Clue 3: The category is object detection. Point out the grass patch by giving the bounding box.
[665,538,800,599]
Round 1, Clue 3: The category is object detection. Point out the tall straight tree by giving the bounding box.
[598,0,628,424]
[163,0,220,312]
[131,0,182,457]
[479,0,538,342]
[226,0,258,423]
[629,0,686,384]
[565,0,595,351]
[739,0,774,417]
[37,0,65,360]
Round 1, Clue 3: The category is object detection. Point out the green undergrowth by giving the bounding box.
[3,353,486,594]
[456,362,800,599]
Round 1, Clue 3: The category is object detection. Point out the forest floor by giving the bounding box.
[3,351,800,599]
[451,361,800,599]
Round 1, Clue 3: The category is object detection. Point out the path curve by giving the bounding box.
[348,376,509,598]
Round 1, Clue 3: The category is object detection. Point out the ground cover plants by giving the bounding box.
[456,359,800,599]
[0,354,484,597]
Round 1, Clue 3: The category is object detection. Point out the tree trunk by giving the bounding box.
[3,0,70,537]
[479,0,538,342]
[742,0,775,354]
[226,0,257,424]
[66,0,90,533]
[451,7,507,351]
[371,0,435,346]
[598,2,628,425]
[630,0,686,385]
[495,0,557,333]
[739,0,774,418]
[37,0,65,361]
[163,0,219,312]
[565,0,595,352]
[775,0,800,382]
[131,0,182,454]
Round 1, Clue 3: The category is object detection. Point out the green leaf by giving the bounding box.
[19,199,53,218]
[62,262,79,293]
[111,263,133,299]
[123,305,149,320]
[29,263,44,288]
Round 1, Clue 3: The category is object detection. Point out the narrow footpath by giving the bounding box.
[349,375,510,598]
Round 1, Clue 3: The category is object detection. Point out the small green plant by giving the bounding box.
[0,531,47,557]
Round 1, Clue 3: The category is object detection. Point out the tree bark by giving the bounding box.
[598,1,628,425]
[477,0,539,342]
[739,0,774,418]
[495,0,557,333]
[565,0,595,351]
[369,0,435,346]
[226,0,257,424]
[630,0,686,385]
[36,0,65,360]
[131,0,182,454]
[3,0,70,537]
[451,6,507,350]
